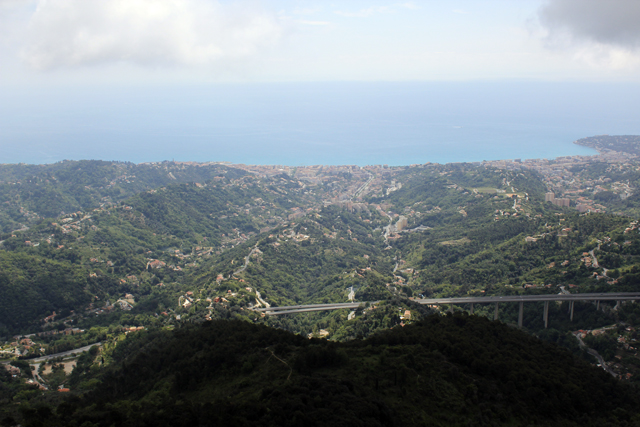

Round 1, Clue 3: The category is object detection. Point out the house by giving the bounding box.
[147,259,166,269]
[4,365,20,376]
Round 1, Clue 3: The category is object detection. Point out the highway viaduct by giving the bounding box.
[253,292,640,328]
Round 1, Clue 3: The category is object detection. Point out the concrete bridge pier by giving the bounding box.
[543,301,549,329]
[596,300,600,311]
[569,301,575,321]
[470,303,474,314]
[518,301,524,328]
[494,302,499,320]
[615,300,621,311]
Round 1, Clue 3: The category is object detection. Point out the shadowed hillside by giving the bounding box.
[18,315,640,427]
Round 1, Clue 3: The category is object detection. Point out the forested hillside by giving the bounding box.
[3,158,640,426]
[1,160,640,339]
[10,316,640,426]
[0,160,246,233]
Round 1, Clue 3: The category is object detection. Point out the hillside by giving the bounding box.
[0,160,247,233]
[9,316,640,427]
[2,157,640,388]
[574,135,640,156]
[1,160,640,339]
[3,157,640,424]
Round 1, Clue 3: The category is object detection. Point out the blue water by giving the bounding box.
[1,82,640,166]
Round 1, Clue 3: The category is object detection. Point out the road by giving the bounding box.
[378,209,393,243]
[255,291,270,309]
[383,222,392,242]
[589,247,610,277]
[253,292,640,315]
[574,333,616,377]
[231,245,270,309]
[29,342,102,363]
[400,225,431,234]
[412,292,640,305]
[352,173,374,200]
[234,245,258,276]
[589,248,600,268]
[0,225,29,245]
[259,302,362,315]
[7,343,101,390]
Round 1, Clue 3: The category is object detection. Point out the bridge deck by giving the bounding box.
[255,292,640,315]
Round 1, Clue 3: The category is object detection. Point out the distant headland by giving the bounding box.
[574,135,640,156]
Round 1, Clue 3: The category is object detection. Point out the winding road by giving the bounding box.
[234,245,258,276]
[231,245,270,309]
[574,333,616,377]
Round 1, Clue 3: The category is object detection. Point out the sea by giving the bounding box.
[1,81,640,166]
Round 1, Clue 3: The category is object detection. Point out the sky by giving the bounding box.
[1,0,640,85]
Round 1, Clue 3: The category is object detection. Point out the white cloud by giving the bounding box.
[20,0,284,70]
[538,0,640,70]
[569,43,640,71]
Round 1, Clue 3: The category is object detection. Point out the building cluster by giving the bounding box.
[483,152,639,213]
[545,192,570,207]
[232,163,408,203]
[577,324,639,380]
[395,216,408,231]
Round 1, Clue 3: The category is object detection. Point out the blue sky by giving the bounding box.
[1,0,640,85]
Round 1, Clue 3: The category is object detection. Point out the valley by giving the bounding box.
[3,141,640,424]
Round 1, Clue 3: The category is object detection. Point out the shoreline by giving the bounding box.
[0,148,610,169]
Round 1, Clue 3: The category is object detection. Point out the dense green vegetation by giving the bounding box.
[0,252,100,334]
[3,159,640,425]
[2,160,640,341]
[6,316,639,426]
[0,160,247,233]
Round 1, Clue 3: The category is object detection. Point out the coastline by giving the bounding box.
[1,139,601,168]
